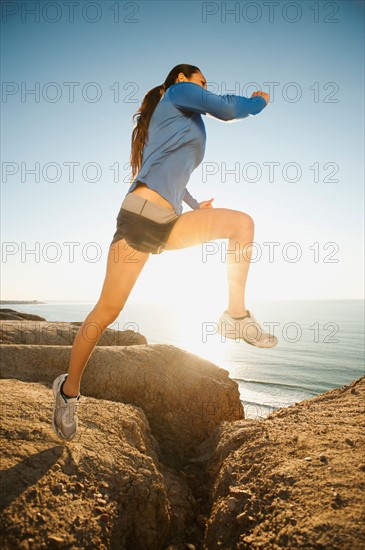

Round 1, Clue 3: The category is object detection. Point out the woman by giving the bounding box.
[52,63,278,441]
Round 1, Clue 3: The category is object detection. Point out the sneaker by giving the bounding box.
[217,309,278,348]
[52,374,81,441]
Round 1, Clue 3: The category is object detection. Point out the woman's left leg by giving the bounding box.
[163,207,255,318]
[163,207,278,347]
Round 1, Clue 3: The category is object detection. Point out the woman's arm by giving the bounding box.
[183,188,200,209]
[169,82,268,121]
[183,189,215,210]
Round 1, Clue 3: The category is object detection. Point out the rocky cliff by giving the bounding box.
[0,319,364,549]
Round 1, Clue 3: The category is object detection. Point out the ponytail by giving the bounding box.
[129,64,201,182]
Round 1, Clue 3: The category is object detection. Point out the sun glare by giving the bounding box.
[137,242,230,360]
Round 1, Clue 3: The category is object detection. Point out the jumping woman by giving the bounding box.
[52,63,278,441]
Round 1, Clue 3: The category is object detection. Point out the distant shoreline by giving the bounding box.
[0,300,46,305]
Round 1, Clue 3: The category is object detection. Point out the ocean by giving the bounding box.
[1,299,364,419]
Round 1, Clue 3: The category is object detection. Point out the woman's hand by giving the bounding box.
[251,90,270,105]
[198,198,214,209]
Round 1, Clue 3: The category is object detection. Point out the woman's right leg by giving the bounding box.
[62,238,150,397]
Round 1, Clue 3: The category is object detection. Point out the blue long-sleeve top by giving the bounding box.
[127,82,267,215]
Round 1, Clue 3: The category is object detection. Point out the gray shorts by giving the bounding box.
[110,193,180,254]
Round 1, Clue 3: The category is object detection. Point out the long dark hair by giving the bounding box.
[130,64,201,182]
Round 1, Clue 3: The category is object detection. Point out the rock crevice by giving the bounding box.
[1,319,364,549]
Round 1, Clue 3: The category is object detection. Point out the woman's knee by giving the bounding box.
[91,302,123,325]
[230,211,254,237]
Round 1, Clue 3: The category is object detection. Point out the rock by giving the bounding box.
[52,483,64,495]
[0,312,26,320]
[36,513,46,524]
[46,535,65,547]
[0,343,244,466]
[0,309,46,321]
[0,378,194,549]
[0,320,147,346]
[26,489,37,500]
[196,376,365,549]
[227,497,237,512]
[236,512,246,525]
[236,512,254,526]
[2,319,363,549]
[229,487,252,499]
[73,481,84,493]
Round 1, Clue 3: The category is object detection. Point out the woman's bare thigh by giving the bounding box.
[95,238,150,313]
[164,207,254,251]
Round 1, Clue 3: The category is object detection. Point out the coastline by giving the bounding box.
[0,300,46,305]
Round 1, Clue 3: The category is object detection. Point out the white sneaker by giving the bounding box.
[52,374,81,441]
[217,309,278,348]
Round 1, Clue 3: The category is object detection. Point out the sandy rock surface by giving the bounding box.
[0,379,197,550]
[1,317,364,549]
[0,342,244,467]
[195,376,365,549]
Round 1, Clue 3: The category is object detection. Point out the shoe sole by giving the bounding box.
[51,376,76,442]
[217,319,278,348]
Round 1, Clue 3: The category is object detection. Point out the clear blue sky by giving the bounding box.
[1,0,364,303]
